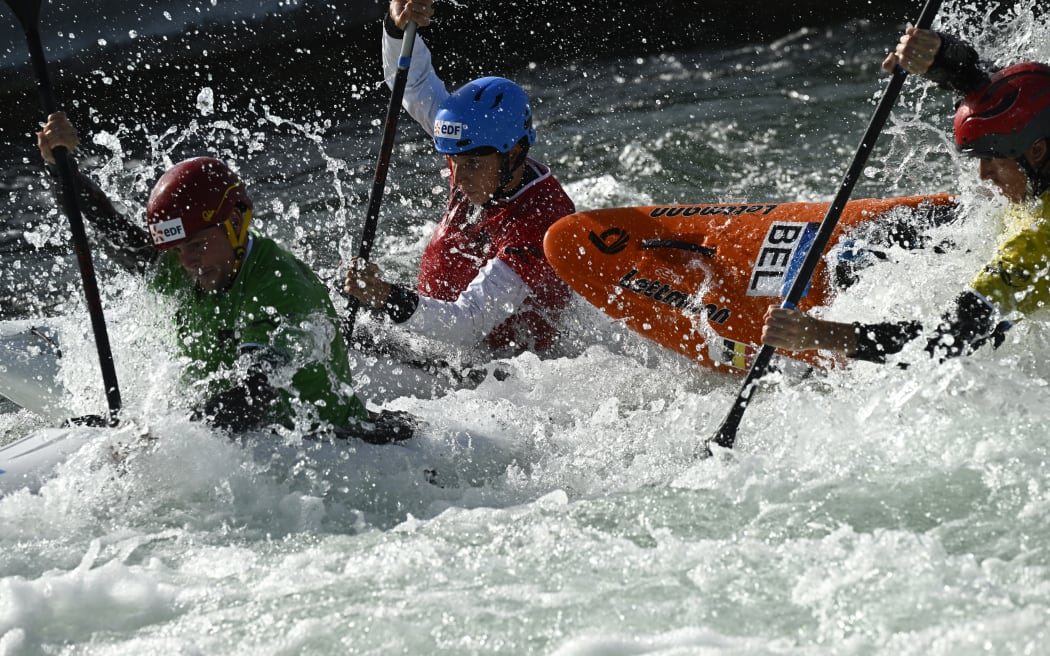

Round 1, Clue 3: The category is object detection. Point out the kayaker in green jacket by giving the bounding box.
[36,112,397,438]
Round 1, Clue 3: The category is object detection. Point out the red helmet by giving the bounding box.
[954,62,1050,159]
[146,157,252,250]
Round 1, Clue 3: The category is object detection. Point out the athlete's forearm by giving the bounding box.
[397,258,531,349]
[380,18,447,136]
[922,290,999,359]
[46,160,156,274]
[851,320,924,363]
[927,31,992,95]
[853,290,1001,363]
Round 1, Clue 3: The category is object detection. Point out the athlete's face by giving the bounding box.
[978,139,1048,204]
[979,157,1029,203]
[171,216,239,292]
[448,151,503,205]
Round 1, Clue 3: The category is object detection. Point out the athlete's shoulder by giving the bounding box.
[505,162,575,217]
[238,234,333,311]
[244,235,313,278]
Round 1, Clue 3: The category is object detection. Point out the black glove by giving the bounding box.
[196,367,276,433]
[65,413,116,428]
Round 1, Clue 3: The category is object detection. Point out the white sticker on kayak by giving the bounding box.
[150,217,185,246]
[747,221,818,297]
[434,120,464,139]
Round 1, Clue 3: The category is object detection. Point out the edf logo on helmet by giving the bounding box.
[149,217,186,246]
[145,157,252,252]
[434,120,464,139]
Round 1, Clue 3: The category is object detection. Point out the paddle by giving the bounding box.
[343,20,419,343]
[3,0,122,424]
[705,0,943,455]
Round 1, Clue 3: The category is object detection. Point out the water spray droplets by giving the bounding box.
[196,88,215,117]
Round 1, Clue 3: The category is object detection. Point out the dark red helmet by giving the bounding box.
[146,157,252,250]
[954,62,1050,159]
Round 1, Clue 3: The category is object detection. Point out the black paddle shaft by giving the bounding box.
[707,0,943,453]
[5,0,123,422]
[343,21,418,341]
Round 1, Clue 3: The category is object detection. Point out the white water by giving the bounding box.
[3,2,1050,654]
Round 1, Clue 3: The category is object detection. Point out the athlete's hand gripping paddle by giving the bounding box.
[3,0,122,425]
[343,20,419,344]
[705,0,943,456]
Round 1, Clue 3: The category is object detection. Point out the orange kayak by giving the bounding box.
[543,194,955,373]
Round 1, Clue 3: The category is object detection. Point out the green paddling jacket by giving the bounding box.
[58,163,368,432]
[151,232,367,431]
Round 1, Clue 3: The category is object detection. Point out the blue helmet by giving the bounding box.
[432,77,537,155]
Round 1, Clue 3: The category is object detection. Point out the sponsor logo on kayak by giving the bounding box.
[149,217,186,246]
[649,204,778,218]
[617,269,730,323]
[589,228,630,254]
[748,221,819,297]
[434,120,464,139]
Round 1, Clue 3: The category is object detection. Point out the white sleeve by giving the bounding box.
[403,258,532,349]
[382,29,449,137]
